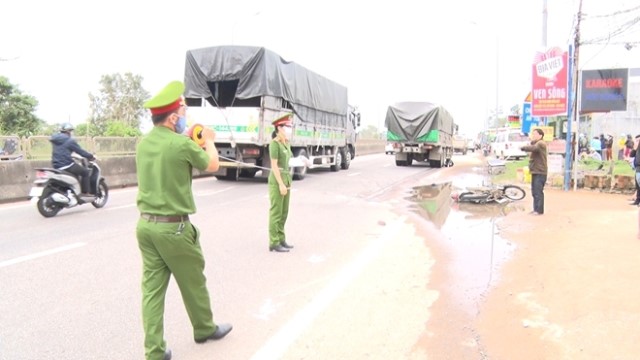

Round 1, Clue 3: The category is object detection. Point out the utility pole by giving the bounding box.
[542,0,548,47]
[564,0,583,191]
[541,0,548,126]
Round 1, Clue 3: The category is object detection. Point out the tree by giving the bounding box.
[88,73,149,136]
[359,125,382,139]
[0,76,45,136]
[104,120,141,137]
[73,123,100,137]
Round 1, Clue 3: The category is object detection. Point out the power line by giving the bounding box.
[583,4,640,18]
[581,16,640,44]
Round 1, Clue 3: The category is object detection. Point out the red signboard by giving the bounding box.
[531,47,568,117]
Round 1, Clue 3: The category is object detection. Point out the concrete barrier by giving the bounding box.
[0,140,385,203]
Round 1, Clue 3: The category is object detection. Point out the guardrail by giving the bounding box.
[0,137,385,203]
[1,136,140,160]
[1,135,384,161]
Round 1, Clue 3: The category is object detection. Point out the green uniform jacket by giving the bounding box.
[136,126,210,215]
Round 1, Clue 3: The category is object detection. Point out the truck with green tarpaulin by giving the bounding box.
[384,102,455,167]
[183,45,360,181]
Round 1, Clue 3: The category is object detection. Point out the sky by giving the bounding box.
[2,0,640,137]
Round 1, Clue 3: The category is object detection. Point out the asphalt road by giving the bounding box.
[0,153,449,360]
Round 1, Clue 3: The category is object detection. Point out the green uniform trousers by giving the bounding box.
[136,219,216,360]
[268,177,291,246]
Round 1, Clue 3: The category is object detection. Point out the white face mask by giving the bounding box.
[283,127,293,137]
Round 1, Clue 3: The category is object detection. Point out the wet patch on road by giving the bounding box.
[404,181,525,314]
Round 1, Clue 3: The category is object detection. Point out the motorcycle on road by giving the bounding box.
[452,184,526,204]
[29,155,109,218]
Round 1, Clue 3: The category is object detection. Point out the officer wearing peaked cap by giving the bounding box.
[268,112,295,252]
[135,81,232,360]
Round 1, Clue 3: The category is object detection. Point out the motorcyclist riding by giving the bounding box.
[50,123,96,195]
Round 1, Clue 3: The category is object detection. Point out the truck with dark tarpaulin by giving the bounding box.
[183,45,360,181]
[384,102,455,167]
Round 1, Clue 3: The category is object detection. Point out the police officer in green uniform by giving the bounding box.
[136,81,232,360]
[268,113,295,252]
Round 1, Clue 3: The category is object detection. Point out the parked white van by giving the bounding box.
[491,129,530,160]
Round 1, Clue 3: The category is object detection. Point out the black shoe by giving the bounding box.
[269,245,289,252]
[163,349,172,360]
[630,200,640,206]
[280,241,294,249]
[195,323,233,343]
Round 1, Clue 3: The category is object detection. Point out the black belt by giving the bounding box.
[141,213,189,223]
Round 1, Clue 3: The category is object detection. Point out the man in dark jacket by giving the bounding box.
[630,135,640,205]
[50,123,96,195]
[521,128,548,215]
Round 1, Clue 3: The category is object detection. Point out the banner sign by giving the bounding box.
[521,102,538,134]
[580,68,628,113]
[531,47,569,117]
[530,125,555,142]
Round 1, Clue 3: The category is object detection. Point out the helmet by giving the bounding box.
[60,123,75,132]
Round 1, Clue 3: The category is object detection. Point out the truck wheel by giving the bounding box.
[330,149,342,172]
[406,153,413,166]
[293,149,308,180]
[395,159,407,166]
[340,148,351,170]
[240,168,258,178]
[222,168,240,181]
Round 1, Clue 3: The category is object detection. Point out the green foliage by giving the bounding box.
[88,73,150,135]
[104,121,141,137]
[39,123,60,135]
[74,123,100,137]
[0,76,45,136]
[359,125,382,139]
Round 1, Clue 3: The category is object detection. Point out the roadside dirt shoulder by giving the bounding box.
[476,188,640,359]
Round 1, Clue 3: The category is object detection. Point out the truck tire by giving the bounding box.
[395,159,407,166]
[240,168,258,178]
[330,149,342,172]
[219,168,239,181]
[293,149,308,180]
[341,148,351,170]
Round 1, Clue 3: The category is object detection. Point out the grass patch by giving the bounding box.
[490,157,635,183]
[492,159,528,183]
[578,159,634,176]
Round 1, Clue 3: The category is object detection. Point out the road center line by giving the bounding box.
[250,219,403,360]
[0,242,87,268]
[106,204,136,211]
[195,186,235,197]
[346,172,361,177]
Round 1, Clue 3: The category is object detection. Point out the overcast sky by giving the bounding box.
[2,0,639,136]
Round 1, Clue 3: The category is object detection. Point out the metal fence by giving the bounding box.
[1,136,139,160]
[1,135,384,161]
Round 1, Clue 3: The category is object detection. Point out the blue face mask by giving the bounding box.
[175,116,187,134]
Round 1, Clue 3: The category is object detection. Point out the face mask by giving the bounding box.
[284,127,293,137]
[175,116,187,134]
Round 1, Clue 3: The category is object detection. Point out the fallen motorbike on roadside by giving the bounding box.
[452,184,526,204]
[29,155,109,218]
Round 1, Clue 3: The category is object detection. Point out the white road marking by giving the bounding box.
[195,186,235,197]
[250,219,403,360]
[346,172,361,177]
[0,202,32,211]
[254,298,278,321]
[106,204,136,211]
[0,242,87,268]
